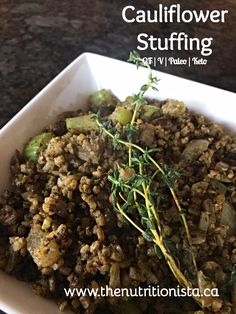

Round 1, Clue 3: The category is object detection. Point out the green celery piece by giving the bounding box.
[110,107,133,126]
[23,132,54,161]
[142,105,160,119]
[90,89,115,105]
[66,114,98,132]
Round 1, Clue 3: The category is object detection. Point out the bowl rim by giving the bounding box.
[1,52,235,135]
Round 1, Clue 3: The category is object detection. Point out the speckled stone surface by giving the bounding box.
[0,0,235,129]
[0,1,235,313]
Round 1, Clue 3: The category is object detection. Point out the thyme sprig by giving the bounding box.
[128,51,197,272]
[93,51,203,307]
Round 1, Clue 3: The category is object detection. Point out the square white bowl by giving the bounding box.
[0,52,235,314]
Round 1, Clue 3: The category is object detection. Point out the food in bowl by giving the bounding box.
[0,55,235,313]
[0,88,235,313]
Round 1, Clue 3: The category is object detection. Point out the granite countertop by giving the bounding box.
[0,0,235,129]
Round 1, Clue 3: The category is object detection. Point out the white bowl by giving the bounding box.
[0,53,235,314]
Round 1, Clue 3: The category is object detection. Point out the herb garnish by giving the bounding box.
[93,51,204,308]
